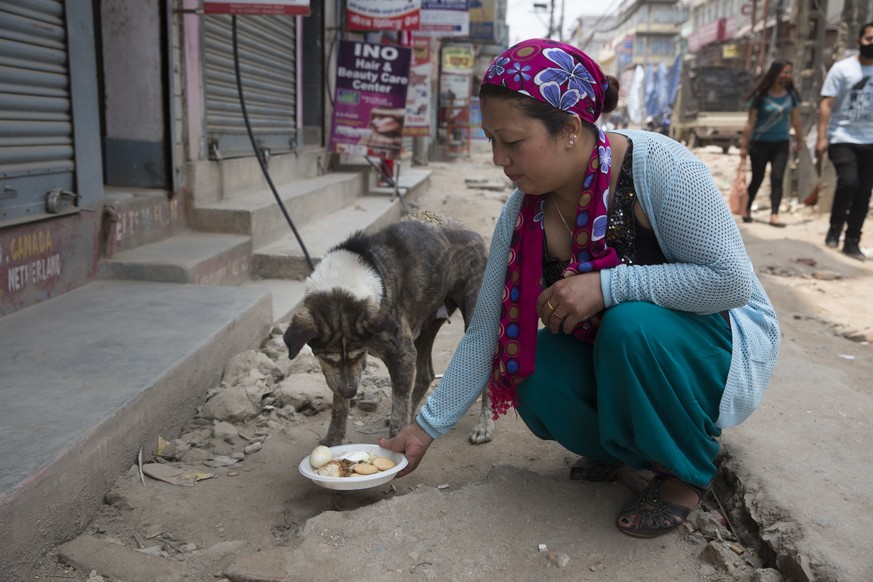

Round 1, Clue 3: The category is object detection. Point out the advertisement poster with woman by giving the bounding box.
[329,40,412,160]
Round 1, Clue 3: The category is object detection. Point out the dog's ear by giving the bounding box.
[283,307,316,359]
[367,311,402,349]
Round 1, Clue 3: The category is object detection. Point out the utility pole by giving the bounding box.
[548,0,556,39]
[766,0,784,64]
[757,0,770,71]
[745,0,758,71]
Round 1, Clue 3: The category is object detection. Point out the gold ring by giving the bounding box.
[546,300,557,312]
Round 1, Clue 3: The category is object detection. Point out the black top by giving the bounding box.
[543,139,666,287]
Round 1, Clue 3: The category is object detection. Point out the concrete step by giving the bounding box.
[252,195,404,281]
[0,280,272,578]
[241,277,307,322]
[252,168,432,280]
[102,187,185,257]
[190,172,366,249]
[99,231,252,286]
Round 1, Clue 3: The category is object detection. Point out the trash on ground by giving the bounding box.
[142,463,215,486]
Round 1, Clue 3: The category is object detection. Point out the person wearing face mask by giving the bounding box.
[815,22,873,261]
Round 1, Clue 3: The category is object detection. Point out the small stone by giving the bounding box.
[103,491,133,510]
[276,406,296,420]
[244,442,262,455]
[180,447,213,463]
[212,421,238,443]
[227,471,239,477]
[232,452,246,460]
[752,568,785,582]
[700,540,737,573]
[812,270,841,281]
[537,544,548,552]
[180,428,214,448]
[437,483,450,490]
[205,455,239,468]
[138,546,169,558]
[547,550,570,568]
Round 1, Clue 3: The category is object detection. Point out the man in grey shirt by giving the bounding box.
[816,22,873,261]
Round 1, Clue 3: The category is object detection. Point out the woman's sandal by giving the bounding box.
[569,457,622,482]
[615,475,708,538]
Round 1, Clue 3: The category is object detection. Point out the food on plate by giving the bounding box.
[308,446,398,478]
[315,460,343,477]
[372,457,396,471]
[352,463,378,475]
[309,445,333,469]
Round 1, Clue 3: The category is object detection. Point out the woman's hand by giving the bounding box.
[536,272,605,334]
[379,422,434,478]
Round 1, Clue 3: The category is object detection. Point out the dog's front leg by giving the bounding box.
[469,388,495,445]
[382,339,417,437]
[322,392,351,446]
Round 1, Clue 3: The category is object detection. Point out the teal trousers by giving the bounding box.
[515,302,732,487]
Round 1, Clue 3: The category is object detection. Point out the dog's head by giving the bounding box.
[284,289,396,400]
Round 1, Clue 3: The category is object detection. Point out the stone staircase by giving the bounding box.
[98,148,431,321]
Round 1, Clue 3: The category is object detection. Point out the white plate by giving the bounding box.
[298,444,408,490]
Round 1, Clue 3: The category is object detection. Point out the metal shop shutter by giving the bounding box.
[0,0,74,223]
[203,14,296,160]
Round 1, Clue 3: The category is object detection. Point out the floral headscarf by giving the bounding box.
[481,38,609,125]
[482,39,621,418]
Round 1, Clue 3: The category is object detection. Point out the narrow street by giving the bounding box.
[30,139,873,582]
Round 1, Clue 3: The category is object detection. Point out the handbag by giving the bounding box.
[729,159,749,215]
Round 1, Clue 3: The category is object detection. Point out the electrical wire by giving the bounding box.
[231,15,314,273]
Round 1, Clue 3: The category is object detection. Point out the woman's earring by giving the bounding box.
[569,134,577,146]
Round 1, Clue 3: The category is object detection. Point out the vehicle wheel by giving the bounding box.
[686,132,698,149]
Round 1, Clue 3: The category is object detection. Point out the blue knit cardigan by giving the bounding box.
[417,130,781,437]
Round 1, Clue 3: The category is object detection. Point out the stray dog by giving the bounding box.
[283,212,493,446]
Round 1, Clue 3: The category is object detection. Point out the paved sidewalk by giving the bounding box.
[0,280,272,579]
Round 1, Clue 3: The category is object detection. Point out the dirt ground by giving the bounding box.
[31,139,873,582]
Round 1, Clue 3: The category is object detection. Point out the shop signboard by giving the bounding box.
[442,43,475,74]
[468,0,505,42]
[688,18,727,53]
[329,40,412,159]
[202,0,310,15]
[347,0,422,31]
[418,0,469,37]
[404,37,434,136]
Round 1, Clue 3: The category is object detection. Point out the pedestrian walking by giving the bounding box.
[739,61,805,227]
[816,22,873,261]
[381,38,780,538]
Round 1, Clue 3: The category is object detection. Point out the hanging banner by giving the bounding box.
[418,0,469,37]
[203,0,310,15]
[329,40,412,159]
[404,37,433,137]
[347,0,422,31]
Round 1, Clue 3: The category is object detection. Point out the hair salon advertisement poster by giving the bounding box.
[329,40,412,160]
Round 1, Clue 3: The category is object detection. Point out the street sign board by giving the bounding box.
[203,0,310,15]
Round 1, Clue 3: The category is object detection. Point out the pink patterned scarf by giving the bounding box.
[482,39,621,417]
